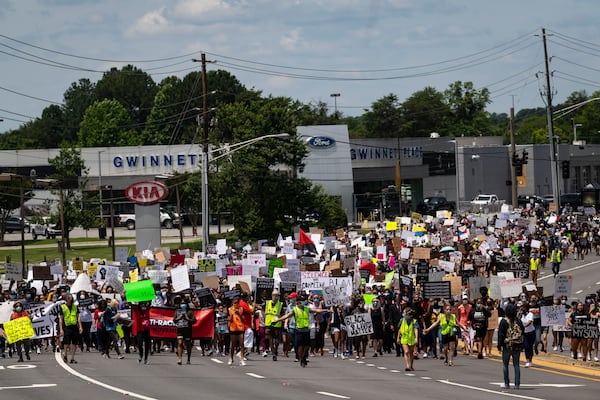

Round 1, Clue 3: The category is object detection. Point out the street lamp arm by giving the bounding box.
[209,133,289,162]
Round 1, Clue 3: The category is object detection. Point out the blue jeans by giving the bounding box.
[523,331,536,360]
[502,347,521,387]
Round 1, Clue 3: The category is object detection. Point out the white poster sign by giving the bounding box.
[541,305,566,327]
[344,313,374,337]
[499,278,523,298]
[170,265,190,292]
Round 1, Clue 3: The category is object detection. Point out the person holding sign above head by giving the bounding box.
[397,307,419,371]
[263,289,284,361]
[273,294,327,367]
[10,301,32,362]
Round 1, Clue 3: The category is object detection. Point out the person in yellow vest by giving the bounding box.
[424,303,464,366]
[529,251,540,286]
[396,308,419,371]
[273,294,327,367]
[550,247,562,278]
[59,294,83,364]
[263,289,284,361]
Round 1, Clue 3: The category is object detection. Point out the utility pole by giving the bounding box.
[542,28,560,210]
[509,103,517,208]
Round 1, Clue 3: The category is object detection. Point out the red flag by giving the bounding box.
[299,229,317,254]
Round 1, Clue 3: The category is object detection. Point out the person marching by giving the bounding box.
[273,294,327,367]
[425,304,463,366]
[529,252,540,287]
[263,289,284,361]
[497,303,524,390]
[228,297,246,366]
[10,301,32,362]
[59,294,83,364]
[132,301,151,364]
[173,297,196,365]
[550,246,562,278]
[397,307,419,371]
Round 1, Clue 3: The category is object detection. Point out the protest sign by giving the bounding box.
[344,313,374,337]
[255,277,275,301]
[554,275,573,299]
[468,276,488,300]
[323,285,350,307]
[29,302,62,339]
[494,254,529,279]
[124,280,156,303]
[170,265,190,292]
[571,315,598,339]
[4,316,35,344]
[149,307,214,339]
[194,287,216,307]
[422,281,451,299]
[412,247,430,260]
[32,266,52,280]
[6,262,22,281]
[416,261,429,284]
[443,275,462,297]
[541,305,566,327]
[499,278,523,298]
[279,281,298,298]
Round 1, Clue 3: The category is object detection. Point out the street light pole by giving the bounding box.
[573,122,582,143]
[330,93,340,116]
[450,139,460,214]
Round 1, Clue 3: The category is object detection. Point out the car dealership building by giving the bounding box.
[1,124,599,222]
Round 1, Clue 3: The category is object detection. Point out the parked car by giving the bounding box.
[30,222,62,239]
[3,216,30,233]
[118,207,180,230]
[471,194,500,206]
[517,194,548,208]
[416,196,455,215]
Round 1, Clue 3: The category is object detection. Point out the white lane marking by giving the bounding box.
[405,373,415,376]
[316,391,350,399]
[421,377,432,380]
[439,379,546,400]
[0,383,57,390]
[246,373,265,379]
[390,369,401,373]
[54,353,158,400]
[211,358,224,364]
[490,382,584,388]
[575,289,583,294]
[377,366,387,370]
[366,363,375,367]
[596,281,600,285]
[355,361,365,364]
[0,364,36,370]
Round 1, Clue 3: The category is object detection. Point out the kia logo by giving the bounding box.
[125,181,168,205]
[307,136,336,149]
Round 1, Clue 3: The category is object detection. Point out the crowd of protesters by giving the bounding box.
[0,207,599,381]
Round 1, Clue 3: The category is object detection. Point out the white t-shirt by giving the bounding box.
[521,311,535,333]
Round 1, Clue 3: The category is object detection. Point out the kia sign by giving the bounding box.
[307,136,336,149]
[125,181,168,205]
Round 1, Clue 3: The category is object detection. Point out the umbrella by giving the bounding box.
[440,246,455,253]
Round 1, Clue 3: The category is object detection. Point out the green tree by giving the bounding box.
[0,176,33,243]
[401,87,449,137]
[362,94,403,137]
[443,81,492,137]
[140,83,179,145]
[78,99,137,147]
[62,78,96,144]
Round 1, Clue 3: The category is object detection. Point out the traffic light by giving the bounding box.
[512,152,519,167]
[515,163,523,176]
[522,150,528,164]
[562,160,570,179]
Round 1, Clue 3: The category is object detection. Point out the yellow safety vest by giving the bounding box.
[265,300,283,328]
[439,313,456,336]
[61,303,78,326]
[550,249,562,263]
[399,318,417,346]
[293,306,310,329]
[530,257,540,271]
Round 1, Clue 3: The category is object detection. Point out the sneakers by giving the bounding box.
[228,359,233,365]
[373,353,378,357]
[524,362,531,368]
[477,353,484,359]
[240,360,246,366]
[552,346,558,351]
[262,351,269,357]
[118,355,124,360]
[594,357,599,362]
[144,359,149,365]
[36,348,41,354]
[341,354,346,360]
[500,383,508,389]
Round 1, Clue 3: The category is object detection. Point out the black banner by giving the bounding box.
[422,281,451,299]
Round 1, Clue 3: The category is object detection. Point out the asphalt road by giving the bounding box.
[0,342,597,400]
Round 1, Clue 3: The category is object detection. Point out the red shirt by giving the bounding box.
[239,299,253,330]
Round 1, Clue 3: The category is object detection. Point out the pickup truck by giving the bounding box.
[31,223,62,240]
[119,208,179,230]
[471,194,500,206]
[415,196,455,215]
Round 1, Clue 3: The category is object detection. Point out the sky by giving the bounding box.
[1,0,600,134]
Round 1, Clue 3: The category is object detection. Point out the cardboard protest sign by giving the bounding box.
[4,316,35,344]
[412,247,430,260]
[487,309,499,330]
[499,278,523,298]
[571,314,598,339]
[33,265,52,280]
[541,305,566,327]
[198,259,216,272]
[554,275,573,299]
[5,262,22,281]
[344,313,374,337]
[194,287,216,307]
[469,276,488,300]
[443,275,462,297]
[124,280,156,303]
[323,285,349,307]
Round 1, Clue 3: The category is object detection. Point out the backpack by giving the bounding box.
[504,318,523,350]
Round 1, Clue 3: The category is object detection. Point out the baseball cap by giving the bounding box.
[288,292,298,299]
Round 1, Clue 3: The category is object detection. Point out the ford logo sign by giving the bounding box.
[307,136,336,149]
[125,181,168,205]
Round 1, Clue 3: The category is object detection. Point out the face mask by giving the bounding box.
[80,295,85,300]
[561,300,567,305]
[405,316,413,322]
[141,306,147,311]
[476,304,482,310]
[180,304,187,310]
[302,300,309,306]
[15,306,23,312]
[10,295,16,300]
[520,297,527,301]
[462,300,468,305]
[26,294,31,299]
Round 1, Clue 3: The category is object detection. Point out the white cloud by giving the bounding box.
[127,8,169,36]
[173,0,235,19]
[280,28,302,51]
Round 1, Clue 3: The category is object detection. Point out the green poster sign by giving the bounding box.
[124,279,155,303]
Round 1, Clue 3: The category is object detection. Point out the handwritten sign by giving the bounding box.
[541,305,566,327]
[323,285,350,307]
[344,313,374,337]
[4,316,35,344]
[554,275,573,299]
[499,278,523,298]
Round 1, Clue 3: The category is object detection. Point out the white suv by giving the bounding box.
[471,194,499,206]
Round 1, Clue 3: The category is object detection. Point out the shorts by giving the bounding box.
[474,327,486,339]
[371,328,383,340]
[62,325,80,345]
[176,327,192,340]
[330,327,341,335]
[441,334,457,345]
[265,326,281,339]
[295,330,310,347]
[541,326,550,334]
